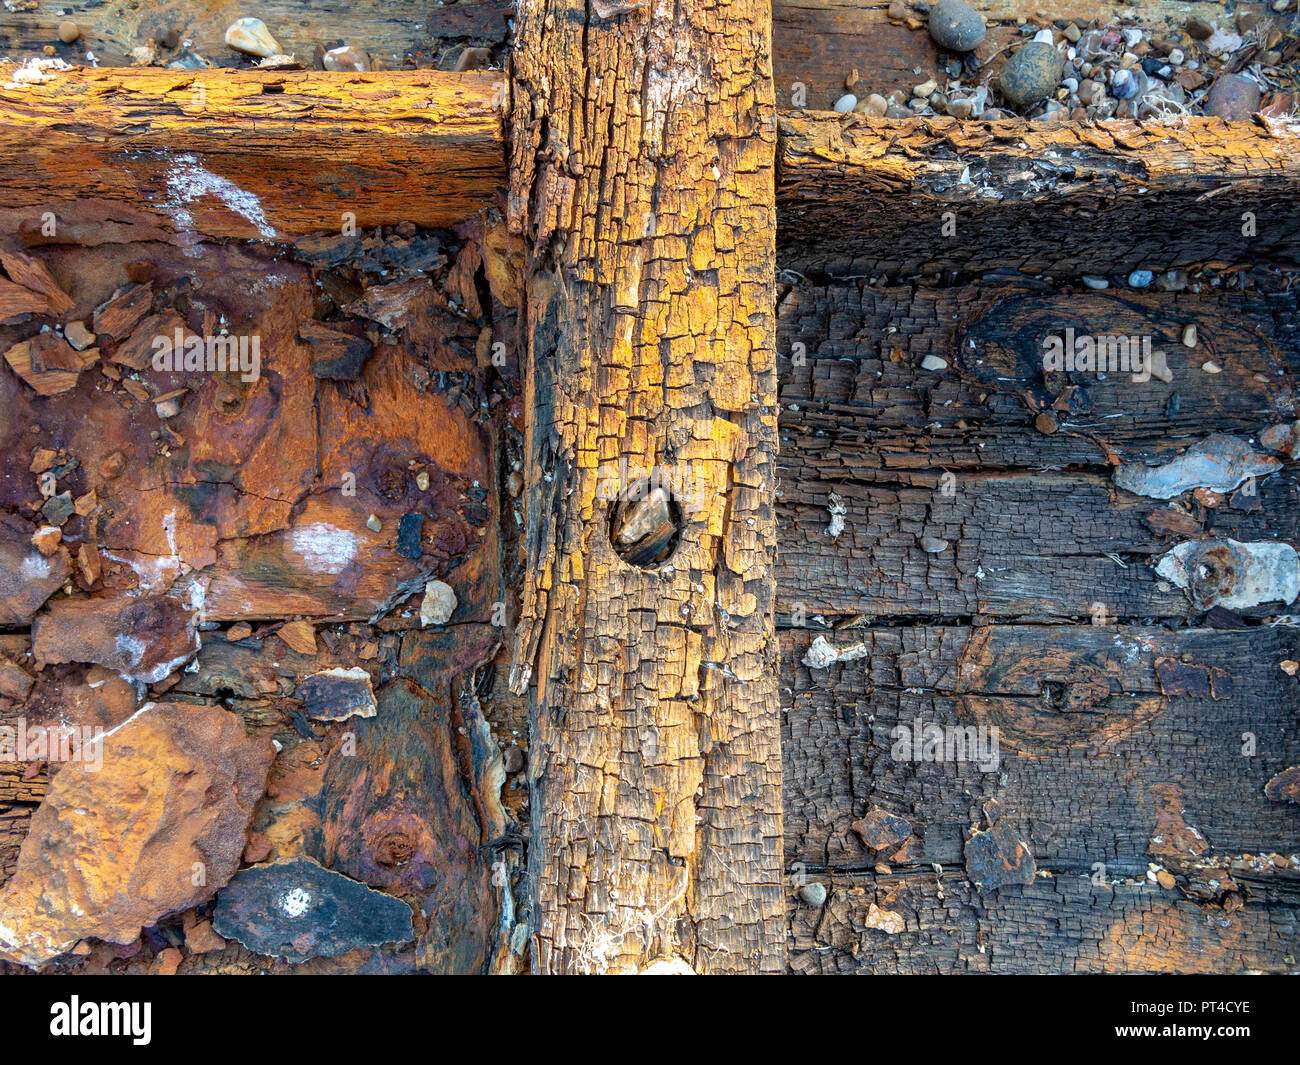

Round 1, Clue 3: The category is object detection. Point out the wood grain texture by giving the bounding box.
[772,277,1300,620]
[778,114,1300,278]
[0,67,503,242]
[508,0,785,972]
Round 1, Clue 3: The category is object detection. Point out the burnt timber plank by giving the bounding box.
[772,278,1300,620]
[508,0,784,973]
[780,626,1300,875]
[776,280,1300,470]
[777,114,1300,279]
[0,68,503,242]
[790,871,1300,974]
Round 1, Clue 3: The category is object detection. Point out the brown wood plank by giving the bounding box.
[0,67,503,242]
[507,0,785,973]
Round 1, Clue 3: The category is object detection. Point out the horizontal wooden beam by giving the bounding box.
[777,112,1300,276]
[0,67,504,244]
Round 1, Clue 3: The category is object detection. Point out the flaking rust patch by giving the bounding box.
[964,820,1035,893]
[1148,783,1209,862]
[212,857,413,963]
[1154,657,1233,701]
[1155,538,1300,611]
[296,667,377,722]
[1263,766,1300,804]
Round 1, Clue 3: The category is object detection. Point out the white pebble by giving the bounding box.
[833,93,858,113]
[921,355,948,371]
[1181,324,1197,348]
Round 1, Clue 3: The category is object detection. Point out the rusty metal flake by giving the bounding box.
[213,857,414,963]
[1155,538,1300,611]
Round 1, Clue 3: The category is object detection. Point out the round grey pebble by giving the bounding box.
[799,882,828,907]
[999,41,1064,110]
[833,92,858,113]
[928,0,986,52]
[1128,269,1154,289]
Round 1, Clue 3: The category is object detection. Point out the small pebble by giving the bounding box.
[415,470,430,491]
[224,17,281,58]
[919,535,949,553]
[1128,269,1153,289]
[419,579,457,627]
[1082,275,1109,290]
[57,20,80,44]
[1167,49,1184,65]
[1181,324,1197,348]
[913,79,938,98]
[1186,17,1213,41]
[833,92,858,113]
[799,882,827,907]
[1202,361,1222,374]
[1000,41,1064,110]
[863,93,888,116]
[1205,74,1261,120]
[1111,68,1139,100]
[920,354,948,371]
[323,45,370,72]
[366,513,382,532]
[927,0,986,52]
[1156,869,1176,890]
[63,320,94,350]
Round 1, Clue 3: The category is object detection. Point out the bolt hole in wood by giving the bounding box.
[607,475,684,568]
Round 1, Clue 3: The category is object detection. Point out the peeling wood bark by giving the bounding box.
[508,0,785,972]
[0,68,503,242]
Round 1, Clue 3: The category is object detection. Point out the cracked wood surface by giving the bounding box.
[782,625,1300,876]
[0,68,503,241]
[778,114,1300,278]
[508,0,785,972]
[774,278,1299,621]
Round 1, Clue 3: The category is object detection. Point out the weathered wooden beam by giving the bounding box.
[508,0,786,972]
[777,113,1300,277]
[0,67,504,243]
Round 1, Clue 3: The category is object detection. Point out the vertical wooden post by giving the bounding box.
[508,0,785,972]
